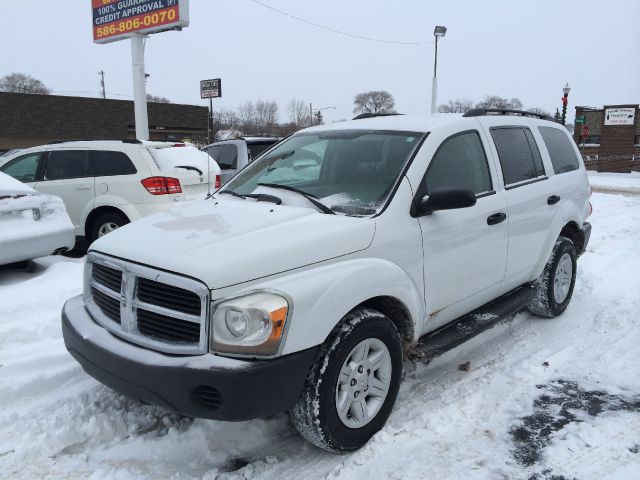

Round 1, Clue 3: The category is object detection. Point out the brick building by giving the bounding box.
[573,104,640,173]
[0,92,208,150]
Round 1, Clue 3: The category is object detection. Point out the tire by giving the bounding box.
[527,236,577,318]
[291,308,403,453]
[88,211,129,244]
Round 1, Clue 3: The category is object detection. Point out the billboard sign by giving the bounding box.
[201,79,222,99]
[93,0,189,44]
[604,107,635,126]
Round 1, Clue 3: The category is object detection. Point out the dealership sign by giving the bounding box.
[604,107,635,126]
[92,0,189,44]
[200,79,222,99]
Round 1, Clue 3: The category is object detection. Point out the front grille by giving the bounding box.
[91,287,120,323]
[86,253,208,355]
[92,263,122,292]
[192,385,222,410]
[137,277,201,316]
[137,308,201,343]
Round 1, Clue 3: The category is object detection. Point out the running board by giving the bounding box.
[408,283,536,363]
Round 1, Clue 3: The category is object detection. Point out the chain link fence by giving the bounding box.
[580,149,640,173]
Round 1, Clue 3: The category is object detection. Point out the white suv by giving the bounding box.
[0,140,221,244]
[62,111,591,452]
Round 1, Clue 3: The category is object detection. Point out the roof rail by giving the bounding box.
[463,108,553,121]
[352,112,402,120]
[46,138,142,145]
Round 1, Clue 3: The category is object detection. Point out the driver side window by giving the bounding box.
[0,152,42,183]
[422,131,493,195]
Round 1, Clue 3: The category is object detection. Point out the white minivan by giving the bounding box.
[63,111,591,452]
[0,140,221,244]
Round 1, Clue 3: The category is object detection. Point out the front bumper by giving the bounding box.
[62,295,317,421]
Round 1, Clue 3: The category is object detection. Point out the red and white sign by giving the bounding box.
[92,0,189,44]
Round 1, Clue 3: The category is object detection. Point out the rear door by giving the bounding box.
[34,149,94,235]
[91,149,140,204]
[484,123,556,281]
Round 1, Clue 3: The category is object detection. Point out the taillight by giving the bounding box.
[172,143,185,147]
[141,176,182,195]
[215,174,221,189]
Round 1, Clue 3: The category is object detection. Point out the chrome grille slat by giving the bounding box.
[84,252,209,355]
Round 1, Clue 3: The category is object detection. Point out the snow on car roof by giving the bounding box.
[302,114,465,134]
[0,171,37,196]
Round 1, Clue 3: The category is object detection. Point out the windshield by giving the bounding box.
[222,130,423,215]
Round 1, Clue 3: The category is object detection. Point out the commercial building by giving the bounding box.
[573,104,639,172]
[0,92,208,149]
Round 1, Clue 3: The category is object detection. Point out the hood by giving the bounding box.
[90,196,376,289]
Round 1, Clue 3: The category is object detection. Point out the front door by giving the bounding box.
[416,130,508,324]
[34,149,94,236]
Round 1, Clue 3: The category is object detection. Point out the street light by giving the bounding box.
[561,83,571,126]
[309,104,335,126]
[431,25,447,115]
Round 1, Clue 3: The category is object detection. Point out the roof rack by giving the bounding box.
[352,112,402,120]
[463,108,553,121]
[46,139,142,145]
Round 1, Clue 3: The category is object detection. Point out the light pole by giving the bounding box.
[561,83,571,126]
[309,105,335,126]
[431,25,447,115]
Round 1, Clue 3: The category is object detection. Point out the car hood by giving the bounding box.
[90,197,376,289]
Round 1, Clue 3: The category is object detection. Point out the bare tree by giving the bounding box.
[437,98,474,113]
[0,72,50,94]
[255,100,279,132]
[475,95,523,110]
[353,91,395,115]
[238,101,257,132]
[287,99,309,127]
[526,107,551,118]
[146,94,170,103]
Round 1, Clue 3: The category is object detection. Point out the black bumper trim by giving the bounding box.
[579,221,592,256]
[62,298,318,421]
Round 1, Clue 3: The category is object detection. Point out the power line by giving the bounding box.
[247,0,429,45]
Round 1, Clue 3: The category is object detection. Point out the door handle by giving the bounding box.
[487,212,507,225]
[547,195,560,205]
[76,185,91,190]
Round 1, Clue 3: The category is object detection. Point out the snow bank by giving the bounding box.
[0,192,639,479]
[588,171,640,195]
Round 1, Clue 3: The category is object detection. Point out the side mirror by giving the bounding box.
[418,188,476,215]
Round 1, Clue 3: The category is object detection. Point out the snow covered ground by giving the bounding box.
[1,192,639,480]
[588,171,640,196]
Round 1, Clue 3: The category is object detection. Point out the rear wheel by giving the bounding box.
[89,211,129,244]
[291,308,403,453]
[527,236,577,318]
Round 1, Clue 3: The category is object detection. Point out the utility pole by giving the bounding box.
[309,102,313,127]
[98,70,106,99]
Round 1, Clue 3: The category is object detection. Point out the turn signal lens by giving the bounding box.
[215,174,221,189]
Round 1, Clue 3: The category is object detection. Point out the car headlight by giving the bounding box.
[210,292,289,357]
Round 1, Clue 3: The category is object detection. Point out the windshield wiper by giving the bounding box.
[257,183,335,214]
[217,190,282,205]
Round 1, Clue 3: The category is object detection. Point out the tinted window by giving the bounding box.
[491,127,546,186]
[538,127,580,174]
[247,142,276,161]
[0,152,41,182]
[422,131,492,195]
[45,150,90,180]
[206,144,238,170]
[91,150,137,176]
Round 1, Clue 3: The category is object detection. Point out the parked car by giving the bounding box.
[203,137,280,185]
[0,140,221,244]
[0,172,74,265]
[62,110,591,452]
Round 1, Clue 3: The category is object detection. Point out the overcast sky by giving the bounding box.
[1,0,639,123]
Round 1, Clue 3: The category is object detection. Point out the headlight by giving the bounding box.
[210,292,289,356]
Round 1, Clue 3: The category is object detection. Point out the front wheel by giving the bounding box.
[527,236,577,318]
[291,308,403,453]
[89,211,129,244]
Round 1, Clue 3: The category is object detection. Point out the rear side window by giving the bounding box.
[91,151,137,176]
[491,127,546,187]
[206,144,238,170]
[422,131,493,195]
[45,150,90,180]
[247,142,276,161]
[0,152,41,182]
[538,127,580,174]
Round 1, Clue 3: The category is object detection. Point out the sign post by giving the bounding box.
[92,0,190,140]
[200,79,222,144]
